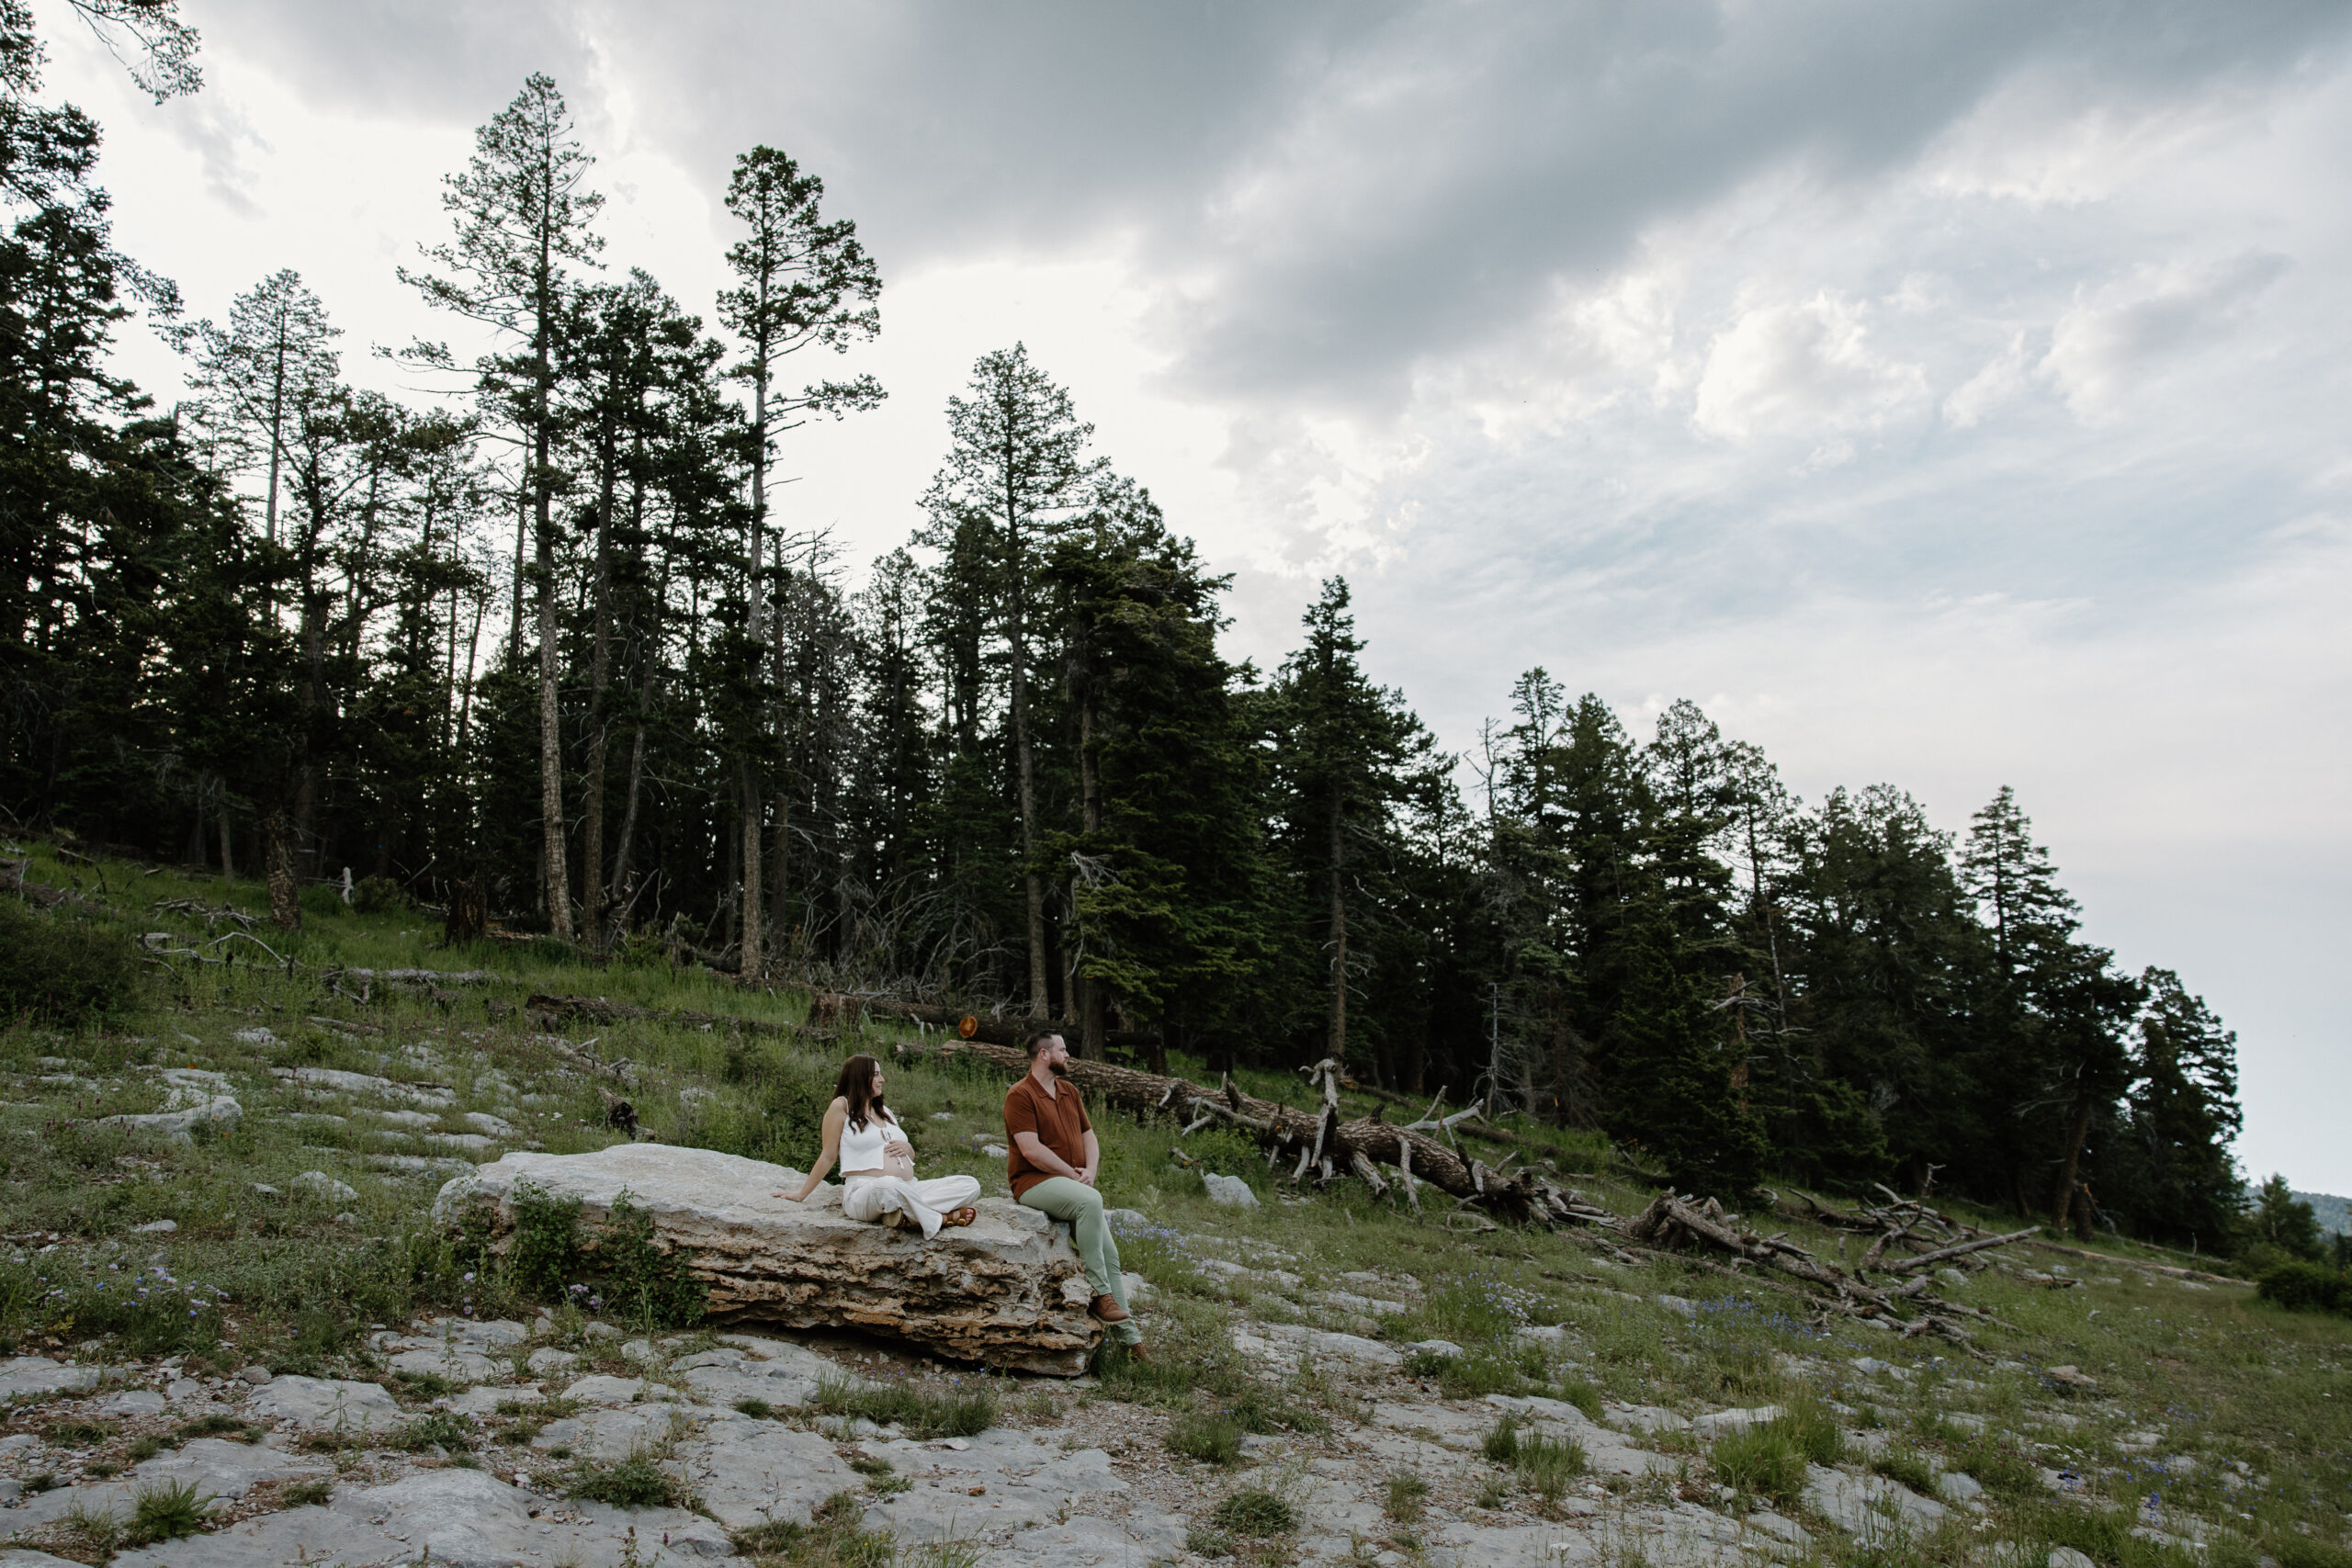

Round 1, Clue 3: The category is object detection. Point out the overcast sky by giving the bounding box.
[38,0,2352,1191]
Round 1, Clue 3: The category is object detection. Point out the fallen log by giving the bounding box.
[526,993,802,1039]
[812,992,1163,1055]
[1889,1226,2040,1273]
[906,1037,1591,1227]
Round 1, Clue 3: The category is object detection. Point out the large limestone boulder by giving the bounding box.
[434,1144,1102,1375]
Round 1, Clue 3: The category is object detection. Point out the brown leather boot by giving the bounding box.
[1090,1293,1130,1324]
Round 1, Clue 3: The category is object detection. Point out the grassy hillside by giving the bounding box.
[4,837,2350,1568]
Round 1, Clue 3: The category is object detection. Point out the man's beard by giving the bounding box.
[1046,1058,1071,1078]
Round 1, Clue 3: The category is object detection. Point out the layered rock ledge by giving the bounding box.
[433,1144,1102,1375]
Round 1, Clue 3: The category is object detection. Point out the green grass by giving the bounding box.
[1209,1489,1296,1536]
[128,1479,210,1545]
[1166,1409,1245,1464]
[565,1452,694,1510]
[811,1373,994,1438]
[733,1492,892,1568]
[5,839,2352,1568]
[390,1409,475,1453]
[1384,1471,1429,1522]
[1514,1431,1588,1503]
[1710,1422,1806,1506]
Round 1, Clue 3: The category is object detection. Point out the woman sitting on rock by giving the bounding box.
[776,1053,980,1236]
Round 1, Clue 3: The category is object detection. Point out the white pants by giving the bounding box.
[842,1173,982,1239]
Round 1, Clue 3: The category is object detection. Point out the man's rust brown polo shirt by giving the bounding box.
[1003,1073,1091,1200]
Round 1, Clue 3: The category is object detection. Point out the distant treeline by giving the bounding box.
[0,35,2246,1241]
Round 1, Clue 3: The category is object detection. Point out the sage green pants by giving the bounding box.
[1017,1177,1141,1345]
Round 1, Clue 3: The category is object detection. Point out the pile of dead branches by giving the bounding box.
[903,1035,1611,1229]
[1623,1189,2037,1351]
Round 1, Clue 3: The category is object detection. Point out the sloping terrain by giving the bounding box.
[1,841,2347,1568]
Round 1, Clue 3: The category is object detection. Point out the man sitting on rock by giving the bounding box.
[1004,1030,1146,1359]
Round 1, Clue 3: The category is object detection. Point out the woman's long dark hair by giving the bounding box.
[835,1054,887,1133]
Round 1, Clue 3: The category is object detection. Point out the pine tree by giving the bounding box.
[717,144,882,978]
[1265,579,1436,1070]
[919,345,1104,1013]
[401,73,604,940]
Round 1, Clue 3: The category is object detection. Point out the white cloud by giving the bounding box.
[2040,252,2290,418]
[1691,291,1928,442]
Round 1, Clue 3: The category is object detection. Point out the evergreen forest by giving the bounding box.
[0,28,2252,1245]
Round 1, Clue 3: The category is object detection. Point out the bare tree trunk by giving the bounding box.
[536,525,573,942]
[1075,670,1104,1058]
[578,470,616,944]
[2050,1075,2096,1230]
[264,807,301,931]
[737,761,763,978]
[216,784,235,882]
[1328,779,1347,1063]
[1008,521,1047,1014]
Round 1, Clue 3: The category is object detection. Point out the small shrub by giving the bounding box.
[1482,1415,1521,1464]
[732,1491,891,1568]
[506,1184,584,1302]
[2255,1260,2350,1316]
[350,876,405,915]
[1550,1376,1605,1422]
[1711,1424,1804,1505]
[44,1418,117,1447]
[390,1370,457,1399]
[300,884,348,919]
[0,900,137,1025]
[1515,1432,1587,1502]
[1476,1478,1509,1509]
[175,1412,258,1441]
[1943,1428,2039,1498]
[566,1452,691,1510]
[1166,1409,1244,1464]
[126,1434,173,1462]
[2271,1540,2352,1568]
[1186,1528,1234,1558]
[1779,1400,1844,1466]
[1400,1347,1528,1398]
[391,1410,475,1453]
[1210,1489,1296,1537]
[598,1190,708,1329]
[1384,1472,1429,1523]
[734,1397,774,1420]
[812,1374,996,1439]
[129,1479,210,1545]
[1870,1445,1938,1495]
[283,1478,334,1508]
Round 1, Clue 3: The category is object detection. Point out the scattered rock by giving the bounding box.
[2045,1365,2098,1391]
[436,1144,1102,1376]
[93,1389,168,1417]
[237,1363,273,1385]
[243,1373,403,1433]
[1803,1464,1947,1540]
[526,1347,580,1376]
[1653,1293,1698,1317]
[2050,1550,2097,1568]
[1939,1471,1986,1505]
[131,1218,178,1234]
[1235,1322,1399,1366]
[1201,1172,1259,1208]
[0,1356,101,1399]
[294,1169,357,1202]
[673,1416,857,1529]
[98,1098,242,1140]
[1690,1405,1784,1438]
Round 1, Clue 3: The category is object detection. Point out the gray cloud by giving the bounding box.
[189,0,2352,411]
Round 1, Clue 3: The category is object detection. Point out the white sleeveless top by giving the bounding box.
[839,1107,904,1173]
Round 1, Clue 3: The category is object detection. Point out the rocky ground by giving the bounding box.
[0,1226,2253,1568]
